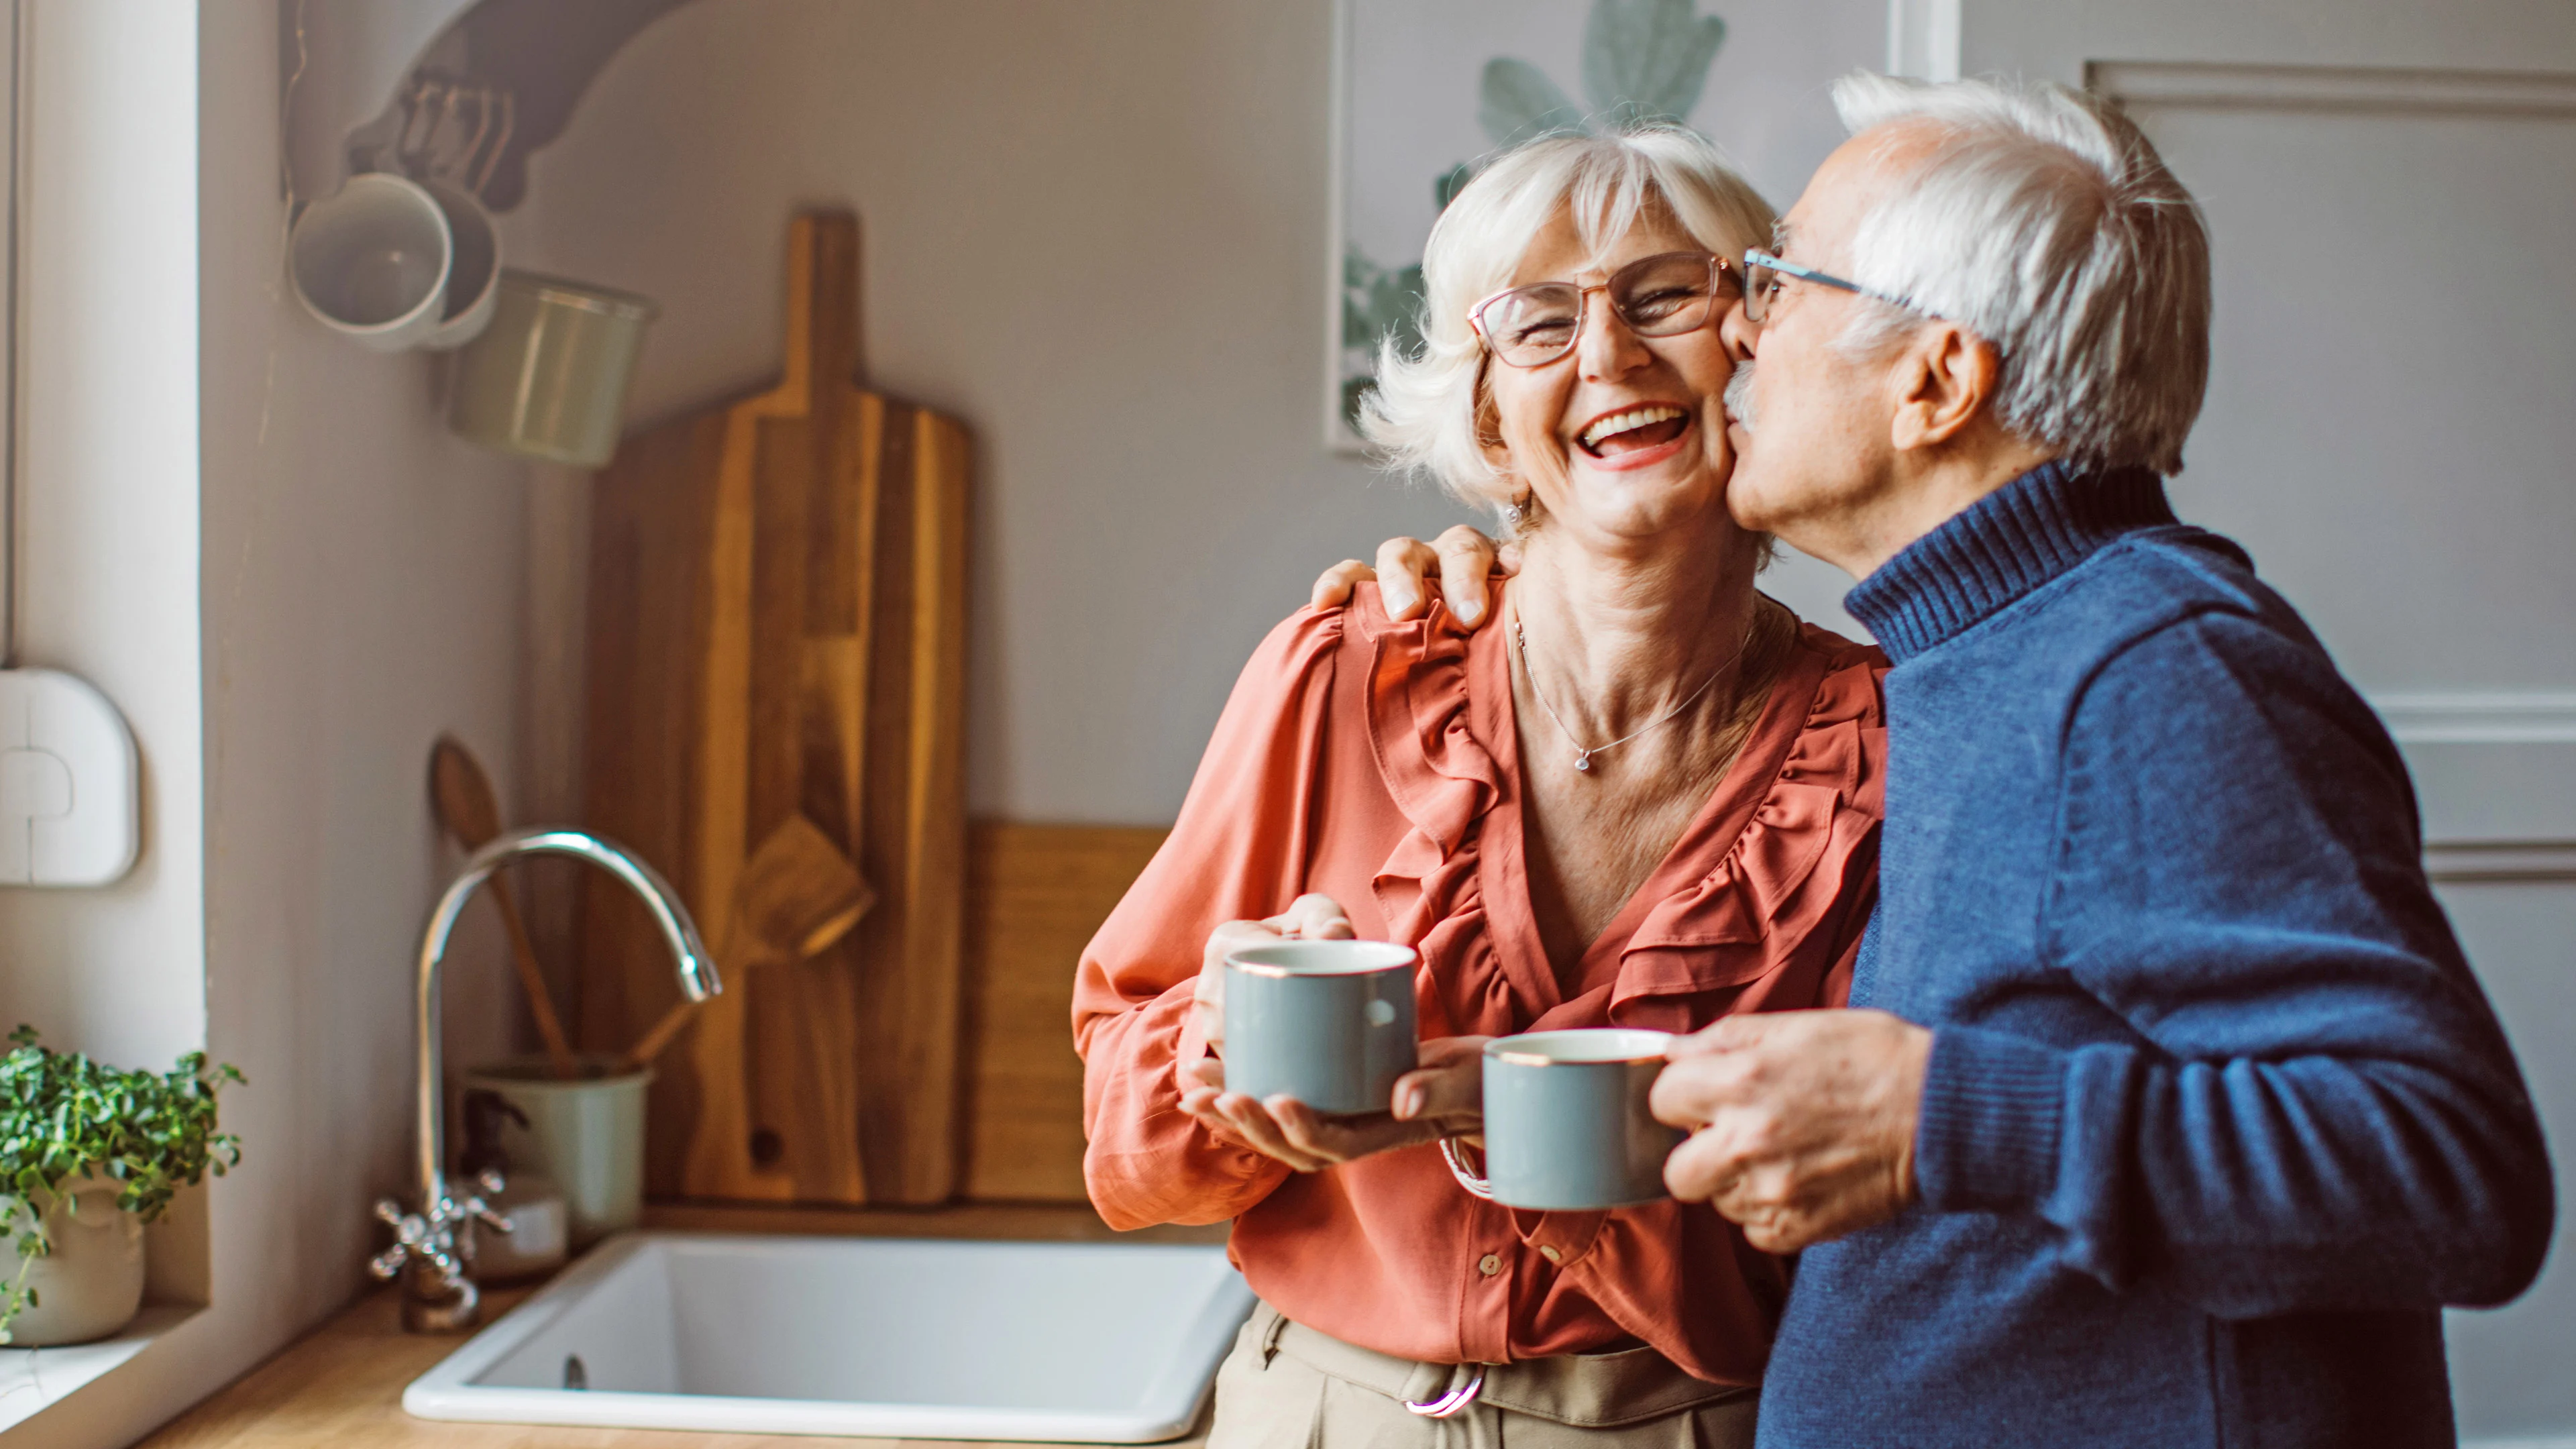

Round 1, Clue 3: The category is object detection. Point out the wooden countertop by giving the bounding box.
[139,1204,1223,1449]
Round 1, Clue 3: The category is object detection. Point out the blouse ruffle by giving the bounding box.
[1356,582,1884,1036]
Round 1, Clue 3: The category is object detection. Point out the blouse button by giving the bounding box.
[1477,1253,1503,1276]
[1539,1245,1562,1265]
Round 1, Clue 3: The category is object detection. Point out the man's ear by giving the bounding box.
[1889,323,2002,452]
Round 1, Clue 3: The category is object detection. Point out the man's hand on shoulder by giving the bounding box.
[1309,525,1513,626]
[1651,1009,1935,1252]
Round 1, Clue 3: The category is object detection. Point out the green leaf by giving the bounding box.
[1479,58,1584,148]
[1343,246,1427,360]
[1434,163,1474,213]
[0,1028,244,1342]
[1341,376,1379,433]
[1580,0,1727,125]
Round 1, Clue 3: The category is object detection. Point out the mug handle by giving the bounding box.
[1440,1136,1494,1201]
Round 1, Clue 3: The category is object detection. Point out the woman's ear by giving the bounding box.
[1888,323,2003,452]
[1473,372,1510,469]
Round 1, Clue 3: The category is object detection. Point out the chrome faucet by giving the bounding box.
[372,827,718,1332]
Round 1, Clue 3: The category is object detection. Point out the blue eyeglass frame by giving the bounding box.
[1741,248,1917,323]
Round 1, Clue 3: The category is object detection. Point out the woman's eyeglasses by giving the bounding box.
[1468,252,1740,369]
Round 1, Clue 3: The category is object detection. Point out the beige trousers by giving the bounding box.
[1205,1303,1758,1449]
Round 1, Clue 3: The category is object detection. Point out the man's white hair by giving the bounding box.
[1827,72,2210,476]
[1360,126,1774,511]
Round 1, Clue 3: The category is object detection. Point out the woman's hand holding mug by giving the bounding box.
[1185,1038,1487,1173]
[1187,894,1356,1059]
[1181,894,1485,1172]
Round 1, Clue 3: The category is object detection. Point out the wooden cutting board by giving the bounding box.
[581,211,970,1206]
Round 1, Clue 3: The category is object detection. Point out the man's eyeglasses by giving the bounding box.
[1741,248,1912,325]
[1469,252,1740,369]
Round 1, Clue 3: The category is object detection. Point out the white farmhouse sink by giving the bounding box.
[404,1232,1254,1442]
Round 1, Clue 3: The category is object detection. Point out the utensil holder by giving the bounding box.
[461,1055,651,1250]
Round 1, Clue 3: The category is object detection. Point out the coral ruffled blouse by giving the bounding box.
[1073,583,1886,1385]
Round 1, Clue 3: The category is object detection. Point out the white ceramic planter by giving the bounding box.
[0,1174,144,1346]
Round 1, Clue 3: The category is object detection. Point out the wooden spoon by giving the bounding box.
[619,813,875,1073]
[429,735,582,1080]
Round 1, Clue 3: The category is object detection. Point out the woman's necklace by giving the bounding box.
[1511,604,1760,773]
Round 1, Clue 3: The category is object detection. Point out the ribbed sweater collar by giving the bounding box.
[1843,460,2175,663]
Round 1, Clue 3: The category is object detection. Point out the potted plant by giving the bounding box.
[0,1026,242,1346]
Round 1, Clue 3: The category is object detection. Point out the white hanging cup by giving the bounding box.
[288,172,453,352]
[418,177,500,351]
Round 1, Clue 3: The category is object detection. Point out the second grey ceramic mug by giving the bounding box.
[1452,1028,1680,1210]
[1222,940,1419,1115]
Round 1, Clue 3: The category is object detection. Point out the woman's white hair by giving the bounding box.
[1827,72,2210,476]
[1359,126,1774,511]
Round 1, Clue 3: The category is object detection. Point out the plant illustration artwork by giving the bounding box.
[0,1026,244,1342]
[1338,0,1730,434]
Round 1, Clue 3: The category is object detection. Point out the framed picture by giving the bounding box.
[1326,0,1884,451]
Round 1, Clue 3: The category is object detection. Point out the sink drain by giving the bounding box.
[563,1354,588,1391]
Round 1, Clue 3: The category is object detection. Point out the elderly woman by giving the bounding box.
[1073,125,1884,1448]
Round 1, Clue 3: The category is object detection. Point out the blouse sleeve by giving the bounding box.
[1071,604,1349,1229]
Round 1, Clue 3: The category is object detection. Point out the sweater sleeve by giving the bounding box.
[1911,610,2555,1317]
[1069,605,1349,1229]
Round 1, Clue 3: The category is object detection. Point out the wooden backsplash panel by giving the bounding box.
[959,821,1169,1201]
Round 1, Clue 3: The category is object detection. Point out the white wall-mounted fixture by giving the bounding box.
[0,668,139,887]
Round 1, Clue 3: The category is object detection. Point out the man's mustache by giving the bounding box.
[1723,361,1758,435]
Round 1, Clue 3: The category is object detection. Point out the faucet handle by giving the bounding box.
[418,1244,465,1288]
[370,1197,433,1281]
[459,1185,515,1238]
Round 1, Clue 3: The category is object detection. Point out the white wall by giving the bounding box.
[0,3,207,1073]
[504,0,1472,826]
[0,3,532,1443]
[190,0,534,1405]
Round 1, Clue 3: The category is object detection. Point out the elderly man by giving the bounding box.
[1328,73,2553,1447]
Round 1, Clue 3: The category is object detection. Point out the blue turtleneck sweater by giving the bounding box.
[1754,462,2553,1448]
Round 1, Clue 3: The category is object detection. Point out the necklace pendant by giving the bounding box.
[1574,751,1593,772]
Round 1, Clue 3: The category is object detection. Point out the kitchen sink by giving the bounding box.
[402,1231,1255,1442]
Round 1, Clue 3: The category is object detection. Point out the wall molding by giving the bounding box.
[2091,60,2576,117]
[2424,841,2576,884]
[2364,692,2576,873]
[2373,691,2576,745]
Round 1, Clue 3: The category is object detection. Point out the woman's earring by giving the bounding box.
[1502,494,1530,529]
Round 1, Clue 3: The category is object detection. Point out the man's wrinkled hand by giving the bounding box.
[1650,1009,1934,1252]
[1310,525,1513,626]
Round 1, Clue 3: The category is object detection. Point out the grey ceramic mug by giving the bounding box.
[1450,1029,1680,1210]
[1222,941,1419,1116]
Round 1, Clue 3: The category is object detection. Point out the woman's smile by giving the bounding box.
[1570,400,1697,472]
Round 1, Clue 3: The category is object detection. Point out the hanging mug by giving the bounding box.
[417,178,501,350]
[288,172,453,352]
